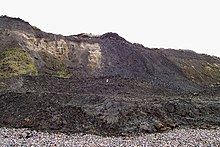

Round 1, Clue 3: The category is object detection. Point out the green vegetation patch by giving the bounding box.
[56,70,72,78]
[39,51,72,78]
[0,48,38,78]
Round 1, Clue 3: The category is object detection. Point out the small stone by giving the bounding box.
[200,124,212,129]
[164,118,176,128]
[165,103,176,113]
[139,122,153,133]
[22,118,33,127]
[21,132,28,138]
[192,93,199,96]
[154,121,165,130]
[160,126,170,131]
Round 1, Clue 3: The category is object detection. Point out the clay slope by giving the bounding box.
[1,16,220,89]
[0,16,220,136]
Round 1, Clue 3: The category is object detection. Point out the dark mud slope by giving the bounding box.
[0,76,220,136]
[0,16,220,136]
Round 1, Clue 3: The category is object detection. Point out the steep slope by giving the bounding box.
[1,16,220,88]
[0,16,220,136]
[159,49,220,86]
[0,16,212,92]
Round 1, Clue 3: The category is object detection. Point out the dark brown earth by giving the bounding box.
[0,16,220,136]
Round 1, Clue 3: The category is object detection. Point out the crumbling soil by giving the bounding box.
[0,76,219,136]
[0,16,220,136]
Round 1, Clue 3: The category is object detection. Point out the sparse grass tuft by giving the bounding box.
[56,70,72,78]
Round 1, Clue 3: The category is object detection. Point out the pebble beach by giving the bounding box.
[0,127,220,146]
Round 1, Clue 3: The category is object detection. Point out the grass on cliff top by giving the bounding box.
[0,48,38,78]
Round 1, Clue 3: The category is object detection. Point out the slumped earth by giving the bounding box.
[0,16,220,137]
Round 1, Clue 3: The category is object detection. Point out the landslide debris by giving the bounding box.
[0,16,220,136]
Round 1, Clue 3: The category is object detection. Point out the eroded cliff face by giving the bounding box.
[160,49,220,86]
[1,16,220,88]
[1,16,220,136]
[0,28,104,78]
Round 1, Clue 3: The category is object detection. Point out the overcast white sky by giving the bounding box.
[1,0,220,57]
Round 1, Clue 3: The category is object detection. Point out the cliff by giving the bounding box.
[0,16,220,136]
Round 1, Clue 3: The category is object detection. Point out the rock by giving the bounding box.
[50,115,64,130]
[18,131,33,139]
[154,121,165,130]
[164,118,176,128]
[22,118,33,128]
[105,115,119,124]
[192,93,199,96]
[139,122,154,133]
[199,124,212,129]
[154,120,170,131]
[165,103,176,113]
